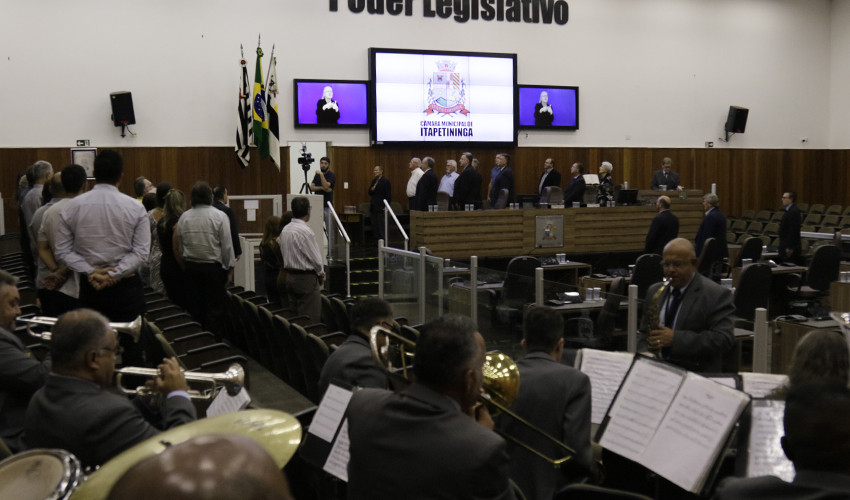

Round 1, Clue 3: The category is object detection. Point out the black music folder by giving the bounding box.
[596,356,751,495]
[298,380,355,481]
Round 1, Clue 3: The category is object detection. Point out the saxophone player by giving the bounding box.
[642,238,735,373]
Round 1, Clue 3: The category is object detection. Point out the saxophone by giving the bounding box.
[645,278,670,351]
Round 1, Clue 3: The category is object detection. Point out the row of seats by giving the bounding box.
[741,203,850,220]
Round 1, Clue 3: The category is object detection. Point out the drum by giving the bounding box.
[0,449,83,500]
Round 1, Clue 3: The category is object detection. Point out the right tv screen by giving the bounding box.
[518,85,579,130]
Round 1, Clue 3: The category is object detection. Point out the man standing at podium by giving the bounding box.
[650,157,684,191]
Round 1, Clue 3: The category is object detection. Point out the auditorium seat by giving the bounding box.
[554,484,652,500]
[808,203,825,215]
[797,203,809,213]
[630,254,663,301]
[730,219,747,235]
[770,211,784,222]
[745,221,763,235]
[754,210,771,223]
[741,209,755,221]
[436,191,450,211]
[493,188,509,209]
[732,237,763,268]
[825,204,843,216]
[819,214,840,230]
[788,244,840,304]
[732,263,771,328]
[762,222,780,238]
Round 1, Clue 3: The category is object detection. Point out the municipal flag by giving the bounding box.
[252,45,269,158]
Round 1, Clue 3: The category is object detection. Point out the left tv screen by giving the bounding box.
[294,80,369,128]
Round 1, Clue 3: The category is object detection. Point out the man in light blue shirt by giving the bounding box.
[438,159,459,198]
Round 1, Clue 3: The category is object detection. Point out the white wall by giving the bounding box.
[0,0,838,149]
[830,0,850,148]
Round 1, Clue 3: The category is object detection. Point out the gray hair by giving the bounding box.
[32,160,53,181]
[704,193,720,207]
[600,161,613,174]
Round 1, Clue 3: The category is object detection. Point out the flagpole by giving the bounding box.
[264,44,276,92]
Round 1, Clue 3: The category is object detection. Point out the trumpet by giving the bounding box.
[116,363,245,400]
[21,315,143,343]
[368,325,577,468]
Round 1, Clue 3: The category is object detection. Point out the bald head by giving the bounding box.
[657,196,671,210]
[662,238,697,288]
[107,435,291,500]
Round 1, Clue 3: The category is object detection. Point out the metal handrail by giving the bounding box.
[326,201,351,298]
[383,199,409,251]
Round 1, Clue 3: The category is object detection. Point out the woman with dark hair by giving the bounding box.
[157,189,187,308]
[259,215,283,305]
[770,330,849,399]
[145,182,172,294]
[276,212,294,308]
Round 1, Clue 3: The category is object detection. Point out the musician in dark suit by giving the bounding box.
[642,238,734,373]
[347,315,516,500]
[714,380,850,499]
[778,191,803,264]
[24,309,196,468]
[0,270,51,452]
[650,157,683,191]
[491,153,515,207]
[694,193,729,259]
[413,157,438,211]
[537,158,561,197]
[497,306,592,500]
[317,297,393,397]
[644,196,680,255]
[367,166,391,241]
[452,152,482,210]
[563,163,587,206]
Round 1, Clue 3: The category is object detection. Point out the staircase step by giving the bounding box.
[350,257,379,271]
[351,282,379,295]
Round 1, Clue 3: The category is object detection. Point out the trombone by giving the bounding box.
[115,363,245,400]
[368,325,578,468]
[20,315,143,343]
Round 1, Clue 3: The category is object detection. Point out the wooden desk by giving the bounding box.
[338,212,364,245]
[829,280,850,312]
[580,275,631,295]
[774,318,841,374]
[541,261,593,287]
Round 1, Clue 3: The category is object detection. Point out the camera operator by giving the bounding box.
[309,156,336,250]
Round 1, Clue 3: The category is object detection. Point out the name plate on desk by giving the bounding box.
[535,215,563,248]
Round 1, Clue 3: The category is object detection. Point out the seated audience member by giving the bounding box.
[24,309,196,468]
[107,434,293,500]
[642,238,734,373]
[346,315,516,500]
[0,269,51,452]
[497,306,592,500]
[770,329,849,399]
[317,298,394,397]
[714,380,850,499]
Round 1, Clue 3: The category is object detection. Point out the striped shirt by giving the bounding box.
[280,218,323,274]
[38,198,79,298]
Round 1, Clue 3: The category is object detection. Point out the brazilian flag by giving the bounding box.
[252,46,269,158]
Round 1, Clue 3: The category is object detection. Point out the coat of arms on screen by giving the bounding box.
[424,60,469,116]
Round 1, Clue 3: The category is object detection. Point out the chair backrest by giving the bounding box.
[540,186,564,206]
[390,201,403,215]
[763,222,780,237]
[493,188,509,209]
[736,236,764,267]
[731,220,747,233]
[436,191,450,211]
[357,202,370,214]
[697,237,723,278]
[809,203,825,214]
[797,202,809,213]
[806,244,841,291]
[503,256,541,304]
[803,213,822,226]
[754,210,771,222]
[745,221,763,235]
[734,263,772,321]
[825,204,843,216]
[741,209,755,221]
[593,277,626,345]
[631,254,663,301]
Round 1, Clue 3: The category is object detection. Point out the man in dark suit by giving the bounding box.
[367,165,391,241]
[413,156,438,211]
[317,297,393,397]
[714,380,850,499]
[537,157,561,197]
[644,195,680,255]
[25,309,196,468]
[650,157,683,191]
[497,306,592,500]
[694,193,729,259]
[563,162,587,206]
[451,152,482,210]
[213,186,242,261]
[643,238,734,373]
[491,153,515,207]
[0,269,51,452]
[347,315,516,500]
[778,191,803,264]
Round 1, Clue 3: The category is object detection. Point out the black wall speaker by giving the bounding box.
[110,91,136,126]
[725,106,748,134]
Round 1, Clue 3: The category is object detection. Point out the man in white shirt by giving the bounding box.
[280,197,325,324]
[405,157,423,211]
[438,159,459,200]
[175,181,236,336]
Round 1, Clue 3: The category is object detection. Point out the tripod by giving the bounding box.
[299,167,312,194]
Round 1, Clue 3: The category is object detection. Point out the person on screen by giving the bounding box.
[316,86,340,125]
[534,91,554,127]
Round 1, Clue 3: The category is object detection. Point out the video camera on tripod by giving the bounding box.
[298,145,314,194]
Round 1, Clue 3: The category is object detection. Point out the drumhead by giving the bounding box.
[0,449,82,500]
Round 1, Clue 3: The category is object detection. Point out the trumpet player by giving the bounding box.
[24,309,196,468]
[642,238,734,373]
[346,315,516,500]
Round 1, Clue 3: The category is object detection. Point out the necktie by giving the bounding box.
[664,288,682,328]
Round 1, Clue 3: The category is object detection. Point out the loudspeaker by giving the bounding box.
[725,106,748,134]
[110,91,136,126]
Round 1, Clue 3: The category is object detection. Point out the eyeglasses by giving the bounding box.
[661,260,690,269]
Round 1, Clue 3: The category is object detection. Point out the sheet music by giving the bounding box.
[578,349,634,424]
[599,358,683,462]
[323,419,350,482]
[747,400,795,482]
[206,386,251,417]
[642,373,751,492]
[308,384,353,442]
[740,372,788,398]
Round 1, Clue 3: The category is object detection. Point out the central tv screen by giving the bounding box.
[369,48,517,147]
